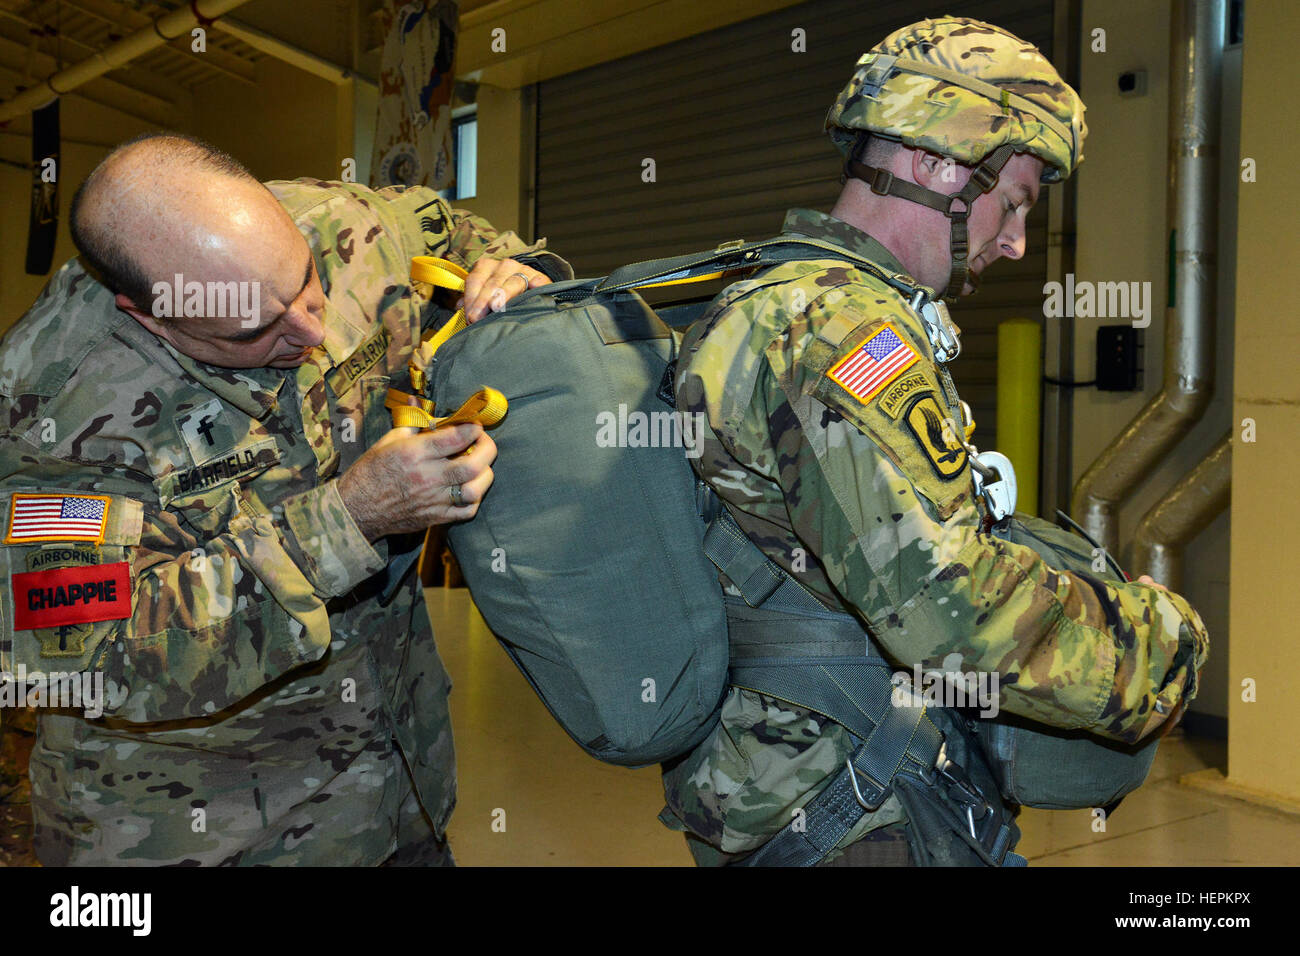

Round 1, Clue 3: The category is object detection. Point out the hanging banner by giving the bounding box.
[370,0,459,191]
[25,98,59,275]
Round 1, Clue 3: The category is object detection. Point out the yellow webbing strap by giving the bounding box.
[402,258,506,579]
[411,256,468,291]
[386,388,435,429]
[631,270,727,291]
[399,252,730,429]
[385,386,508,432]
[410,311,469,393]
[624,266,759,292]
[409,257,471,395]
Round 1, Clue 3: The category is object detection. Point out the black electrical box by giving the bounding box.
[1096,325,1141,391]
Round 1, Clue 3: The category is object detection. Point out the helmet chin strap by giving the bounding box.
[845,142,1017,300]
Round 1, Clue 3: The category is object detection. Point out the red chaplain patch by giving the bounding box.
[11,562,132,631]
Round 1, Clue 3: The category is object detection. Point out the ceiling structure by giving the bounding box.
[0,0,402,128]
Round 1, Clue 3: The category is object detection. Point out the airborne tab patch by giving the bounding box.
[26,545,103,572]
[827,323,920,405]
[878,369,935,420]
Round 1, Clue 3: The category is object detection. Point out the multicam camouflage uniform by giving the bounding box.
[663,17,1208,865]
[0,179,570,865]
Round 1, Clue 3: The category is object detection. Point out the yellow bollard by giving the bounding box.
[996,318,1041,517]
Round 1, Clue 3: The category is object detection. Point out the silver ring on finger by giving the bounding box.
[510,272,531,286]
[449,483,466,508]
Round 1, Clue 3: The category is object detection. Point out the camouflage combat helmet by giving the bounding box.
[826,16,1088,299]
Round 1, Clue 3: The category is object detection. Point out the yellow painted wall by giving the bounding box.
[1228,0,1300,803]
[1073,0,1234,723]
[0,101,156,336]
[192,56,348,183]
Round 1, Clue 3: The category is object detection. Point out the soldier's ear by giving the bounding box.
[116,293,175,344]
[912,150,946,185]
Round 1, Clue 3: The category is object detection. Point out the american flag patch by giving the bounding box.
[5,494,111,544]
[827,323,920,404]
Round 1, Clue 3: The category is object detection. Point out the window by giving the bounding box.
[449,112,477,200]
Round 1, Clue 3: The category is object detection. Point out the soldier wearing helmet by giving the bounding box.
[663,17,1208,867]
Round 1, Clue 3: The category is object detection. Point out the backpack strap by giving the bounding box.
[596,236,927,301]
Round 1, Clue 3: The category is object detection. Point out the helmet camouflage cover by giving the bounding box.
[826,16,1088,183]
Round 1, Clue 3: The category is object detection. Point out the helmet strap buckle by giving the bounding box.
[971,163,1000,193]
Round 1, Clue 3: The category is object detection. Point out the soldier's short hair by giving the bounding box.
[856,133,904,168]
[69,132,260,311]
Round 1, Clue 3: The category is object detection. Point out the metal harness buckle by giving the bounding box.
[846,756,890,811]
[935,743,994,844]
[910,290,962,363]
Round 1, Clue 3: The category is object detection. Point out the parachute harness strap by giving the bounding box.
[387,256,508,431]
[845,142,1016,299]
[408,256,470,395]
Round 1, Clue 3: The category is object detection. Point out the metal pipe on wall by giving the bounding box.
[1070,0,1225,556]
[1132,432,1231,590]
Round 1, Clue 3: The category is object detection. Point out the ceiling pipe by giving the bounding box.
[1070,0,1225,557]
[0,0,254,125]
[214,18,377,89]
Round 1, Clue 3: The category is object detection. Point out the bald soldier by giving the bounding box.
[0,132,570,865]
[664,17,1208,866]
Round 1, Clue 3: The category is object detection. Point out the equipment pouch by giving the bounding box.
[891,705,1024,866]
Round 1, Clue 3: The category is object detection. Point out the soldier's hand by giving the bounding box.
[1137,574,1168,591]
[460,257,551,323]
[337,423,496,541]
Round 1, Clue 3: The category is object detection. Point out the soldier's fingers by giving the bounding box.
[424,422,484,458]
[1137,573,1169,591]
[441,435,496,486]
[464,430,497,463]
[432,466,494,523]
[462,257,520,322]
[450,465,494,508]
[373,425,421,449]
[486,258,548,295]
[464,259,545,322]
[461,257,497,321]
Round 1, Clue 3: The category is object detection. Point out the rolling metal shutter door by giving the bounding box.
[537,0,1059,452]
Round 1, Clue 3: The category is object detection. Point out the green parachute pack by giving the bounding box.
[391,237,1158,863]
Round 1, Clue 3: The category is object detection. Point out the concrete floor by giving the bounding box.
[430,588,1300,867]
